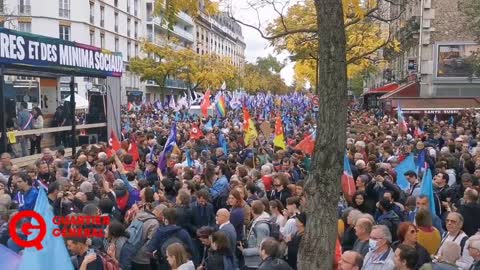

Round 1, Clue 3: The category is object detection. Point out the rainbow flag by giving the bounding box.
[216,95,227,118]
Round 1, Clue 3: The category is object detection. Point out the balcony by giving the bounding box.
[59,8,70,18]
[177,12,194,26]
[18,5,31,15]
[90,15,94,24]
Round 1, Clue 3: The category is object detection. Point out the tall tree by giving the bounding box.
[296,0,347,269]
[231,0,402,88]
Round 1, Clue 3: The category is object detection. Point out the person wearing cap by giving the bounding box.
[404,170,421,197]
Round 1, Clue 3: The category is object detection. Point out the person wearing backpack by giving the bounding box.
[377,198,401,242]
[240,200,271,269]
[125,204,161,270]
[67,237,104,270]
[147,208,196,270]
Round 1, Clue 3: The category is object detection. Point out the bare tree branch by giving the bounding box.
[229,15,316,40]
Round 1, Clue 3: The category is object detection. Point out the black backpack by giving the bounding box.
[254,219,281,241]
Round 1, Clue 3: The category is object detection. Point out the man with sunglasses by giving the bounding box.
[437,212,470,265]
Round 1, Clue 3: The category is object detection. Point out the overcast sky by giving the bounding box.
[228,1,295,85]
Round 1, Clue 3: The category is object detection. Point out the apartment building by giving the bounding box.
[363,0,480,113]
[195,11,246,69]
[1,0,145,104]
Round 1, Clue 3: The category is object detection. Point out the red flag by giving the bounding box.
[294,132,315,155]
[200,90,211,117]
[109,130,121,152]
[128,136,140,161]
[190,124,204,140]
[127,102,134,111]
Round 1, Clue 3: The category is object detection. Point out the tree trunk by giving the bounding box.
[298,0,347,269]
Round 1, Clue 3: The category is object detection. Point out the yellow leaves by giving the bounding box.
[154,0,219,29]
[266,0,398,83]
[130,41,237,90]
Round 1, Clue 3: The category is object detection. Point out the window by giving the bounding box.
[18,22,31,32]
[89,30,95,45]
[100,33,105,48]
[134,21,138,39]
[18,0,30,15]
[114,0,118,7]
[89,2,94,24]
[134,0,138,16]
[115,38,119,52]
[135,44,138,57]
[100,6,105,27]
[127,0,130,12]
[59,25,70,40]
[59,0,70,18]
[127,41,131,60]
[114,12,118,32]
[127,18,131,37]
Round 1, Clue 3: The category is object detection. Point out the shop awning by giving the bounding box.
[363,83,399,95]
[391,98,480,114]
[380,82,419,99]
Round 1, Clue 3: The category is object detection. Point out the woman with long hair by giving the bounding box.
[30,107,44,155]
[269,199,287,228]
[166,243,195,270]
[204,232,235,270]
[103,220,130,269]
[227,189,245,242]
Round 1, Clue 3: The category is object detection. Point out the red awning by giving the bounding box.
[364,83,399,95]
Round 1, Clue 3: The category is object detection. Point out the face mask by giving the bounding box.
[368,239,378,251]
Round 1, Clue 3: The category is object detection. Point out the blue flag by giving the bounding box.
[158,122,177,172]
[416,150,426,175]
[0,244,21,270]
[219,132,228,155]
[394,154,416,191]
[419,166,436,217]
[448,116,454,126]
[204,120,213,131]
[175,112,181,122]
[186,149,193,167]
[18,188,74,270]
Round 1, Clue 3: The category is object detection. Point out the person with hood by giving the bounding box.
[240,200,271,269]
[147,208,195,270]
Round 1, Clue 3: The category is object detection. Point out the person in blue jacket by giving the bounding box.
[209,164,229,200]
[16,173,38,211]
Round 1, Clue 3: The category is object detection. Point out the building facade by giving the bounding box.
[1,0,145,105]
[1,0,246,105]
[195,11,246,69]
[366,0,479,99]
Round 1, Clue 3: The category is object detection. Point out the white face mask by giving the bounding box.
[369,239,379,251]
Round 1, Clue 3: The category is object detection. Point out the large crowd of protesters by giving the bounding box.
[0,95,480,270]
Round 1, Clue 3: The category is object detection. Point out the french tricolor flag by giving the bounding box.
[342,155,356,200]
[398,103,408,133]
